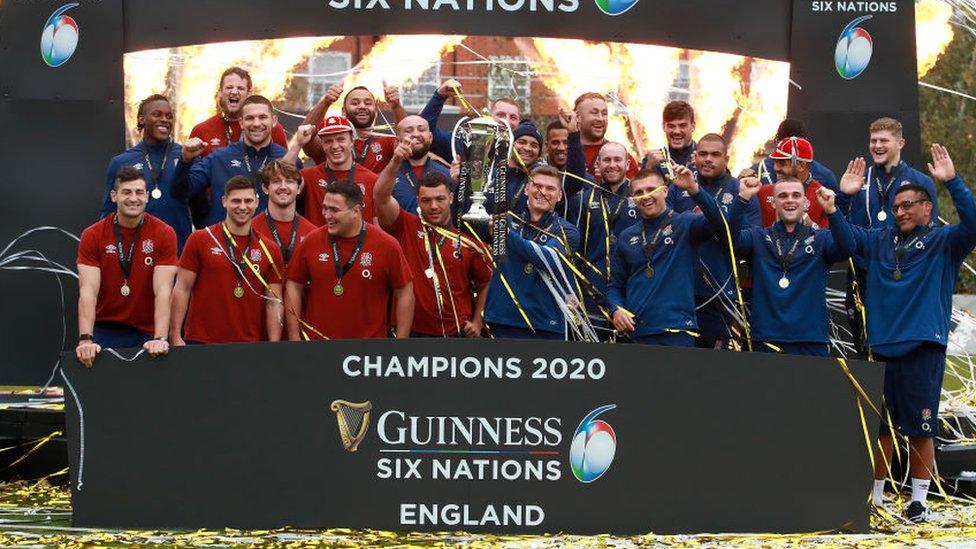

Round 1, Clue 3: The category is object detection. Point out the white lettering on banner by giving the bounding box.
[376,458,562,480]
[809,0,897,12]
[340,354,607,380]
[400,503,545,526]
[376,410,563,446]
[330,0,577,12]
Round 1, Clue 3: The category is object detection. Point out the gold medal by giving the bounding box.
[778,276,790,289]
[524,264,534,274]
[644,267,654,278]
[333,284,344,296]
[120,283,131,297]
[877,211,888,222]
[151,188,162,200]
[893,269,902,281]
[233,285,244,298]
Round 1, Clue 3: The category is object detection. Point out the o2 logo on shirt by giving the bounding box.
[594,0,639,16]
[40,3,80,68]
[835,16,873,80]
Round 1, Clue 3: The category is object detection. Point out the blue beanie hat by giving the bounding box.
[513,119,543,147]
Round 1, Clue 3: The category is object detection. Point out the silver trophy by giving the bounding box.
[451,115,513,223]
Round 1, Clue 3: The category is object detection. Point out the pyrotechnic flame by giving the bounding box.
[613,43,682,158]
[124,37,342,145]
[340,34,465,113]
[728,59,790,172]
[689,52,742,141]
[916,0,955,77]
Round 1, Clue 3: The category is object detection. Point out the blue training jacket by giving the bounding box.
[484,210,581,335]
[606,190,724,337]
[566,182,639,310]
[730,202,855,344]
[668,173,760,299]
[851,175,976,355]
[419,91,458,163]
[172,141,295,227]
[100,140,192,249]
[392,158,455,214]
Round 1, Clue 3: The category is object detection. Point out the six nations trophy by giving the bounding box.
[451,115,514,260]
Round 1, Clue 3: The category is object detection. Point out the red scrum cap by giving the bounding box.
[318,115,354,136]
[770,136,814,163]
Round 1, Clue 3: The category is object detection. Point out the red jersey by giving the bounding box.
[179,223,283,343]
[300,163,378,227]
[251,211,317,270]
[583,142,639,179]
[77,214,178,336]
[387,211,492,336]
[190,114,289,157]
[757,179,830,228]
[307,126,397,174]
[286,224,411,339]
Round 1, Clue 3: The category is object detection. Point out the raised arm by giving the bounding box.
[928,144,976,259]
[670,165,723,240]
[383,80,408,124]
[302,81,344,161]
[375,139,411,228]
[817,187,856,262]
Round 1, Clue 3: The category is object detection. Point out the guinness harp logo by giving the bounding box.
[330,399,372,452]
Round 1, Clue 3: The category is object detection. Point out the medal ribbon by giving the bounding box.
[893,224,933,272]
[266,214,300,264]
[353,136,374,165]
[400,158,430,194]
[141,141,172,195]
[639,210,674,268]
[331,223,368,287]
[770,224,808,278]
[112,214,144,284]
[324,164,357,187]
[242,146,270,174]
[221,224,253,287]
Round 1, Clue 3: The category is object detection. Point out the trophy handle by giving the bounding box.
[450,116,470,161]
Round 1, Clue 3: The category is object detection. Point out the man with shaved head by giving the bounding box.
[388,114,455,214]
[667,133,760,349]
[567,141,639,335]
[732,175,854,356]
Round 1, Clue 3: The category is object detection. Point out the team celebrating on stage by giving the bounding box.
[74,66,976,522]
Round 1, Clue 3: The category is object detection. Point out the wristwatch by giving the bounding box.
[78,334,93,342]
[153,336,168,343]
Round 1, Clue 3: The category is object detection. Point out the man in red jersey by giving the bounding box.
[170,176,283,345]
[190,66,289,156]
[756,137,831,228]
[301,82,404,173]
[575,92,638,179]
[251,160,316,270]
[376,139,492,337]
[76,167,178,366]
[299,115,379,227]
[285,179,413,340]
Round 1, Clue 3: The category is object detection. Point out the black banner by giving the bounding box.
[789,0,922,173]
[64,340,883,534]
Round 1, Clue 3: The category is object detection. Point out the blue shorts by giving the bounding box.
[877,342,946,438]
[631,331,694,347]
[757,341,830,357]
[490,324,564,340]
[93,321,151,349]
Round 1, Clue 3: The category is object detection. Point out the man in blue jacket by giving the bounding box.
[566,142,638,330]
[844,144,976,522]
[100,94,193,250]
[731,175,855,356]
[841,117,942,359]
[607,165,726,347]
[668,133,760,349]
[484,165,580,340]
[172,95,302,227]
[544,112,591,218]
